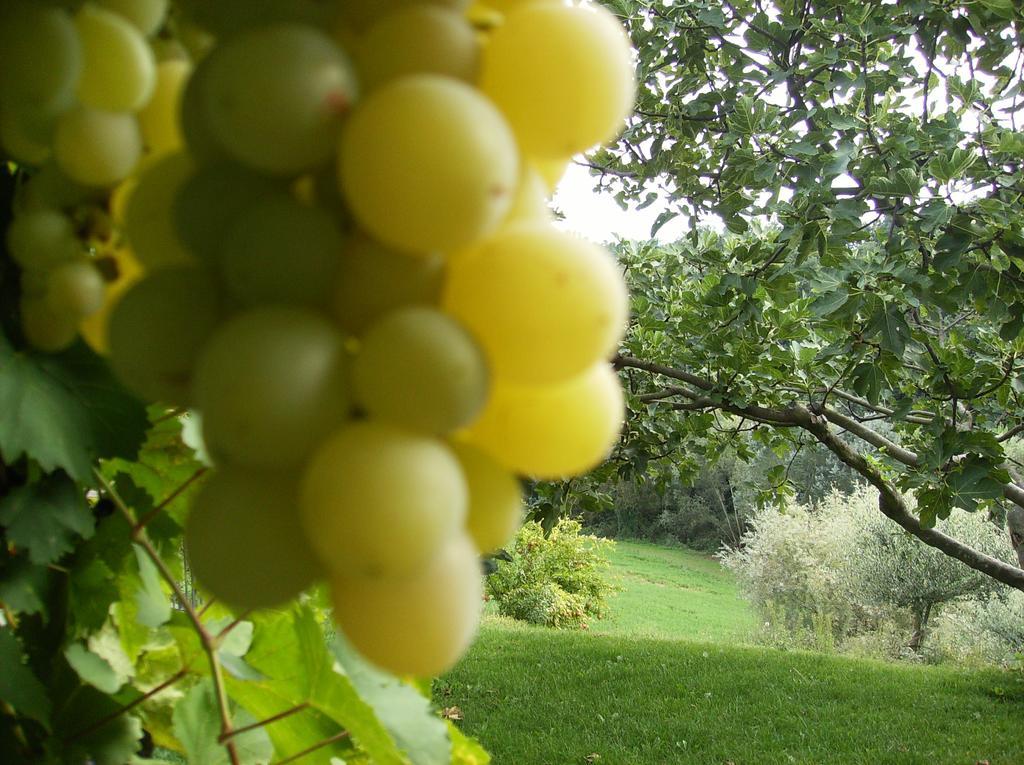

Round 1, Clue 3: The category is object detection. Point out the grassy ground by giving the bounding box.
[593,541,757,643]
[438,539,1024,764]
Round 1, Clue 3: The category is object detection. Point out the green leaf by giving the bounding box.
[56,686,143,765]
[0,553,52,617]
[851,363,883,405]
[132,544,172,629]
[0,472,92,565]
[173,681,274,765]
[228,606,406,765]
[0,626,51,728]
[0,335,148,483]
[867,307,912,357]
[65,642,124,695]
[448,722,490,765]
[332,636,451,765]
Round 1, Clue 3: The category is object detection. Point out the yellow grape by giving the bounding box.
[185,467,323,611]
[203,24,356,176]
[54,107,142,187]
[137,59,191,157]
[333,233,444,336]
[107,266,222,405]
[329,531,482,677]
[464,362,624,479]
[443,223,629,384]
[534,156,570,193]
[20,296,79,353]
[451,442,523,554]
[352,307,489,434]
[123,152,195,267]
[300,421,466,578]
[357,4,479,92]
[481,3,635,158]
[0,3,82,113]
[500,163,552,229]
[74,3,156,112]
[6,209,80,270]
[94,0,169,36]
[339,75,518,254]
[79,248,144,355]
[192,307,350,469]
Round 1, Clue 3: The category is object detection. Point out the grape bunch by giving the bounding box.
[1,0,635,677]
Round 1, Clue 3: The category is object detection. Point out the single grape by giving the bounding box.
[6,209,80,270]
[137,58,191,157]
[176,0,335,38]
[333,233,444,336]
[94,0,169,36]
[220,194,343,309]
[20,296,79,353]
[203,24,356,175]
[464,362,625,479]
[443,223,629,384]
[45,259,105,319]
[451,441,524,554]
[78,247,144,355]
[353,307,489,434]
[0,106,53,166]
[74,3,157,112]
[500,163,552,229]
[339,75,518,254]
[16,162,103,213]
[54,106,142,187]
[123,151,195,267]
[107,266,222,405]
[300,420,467,578]
[329,532,483,677]
[481,3,635,158]
[356,4,479,92]
[178,52,230,165]
[0,3,82,113]
[192,307,350,469]
[185,467,323,611]
[172,161,282,266]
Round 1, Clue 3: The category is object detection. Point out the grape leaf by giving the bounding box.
[0,553,52,617]
[0,472,92,565]
[132,544,172,628]
[65,642,124,694]
[331,636,451,765]
[56,686,143,765]
[0,626,51,729]
[0,334,148,483]
[228,606,406,765]
[173,681,273,765]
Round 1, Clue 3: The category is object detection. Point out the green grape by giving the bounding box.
[443,223,629,384]
[356,4,479,92]
[0,3,82,112]
[45,259,105,319]
[74,3,156,112]
[339,75,518,254]
[94,0,168,36]
[107,266,222,405]
[17,161,103,212]
[203,24,356,176]
[465,362,624,479]
[301,420,466,578]
[137,58,191,156]
[481,3,635,158]
[0,106,53,165]
[20,296,79,353]
[334,0,471,33]
[173,161,281,266]
[192,307,350,469]
[124,151,195,267]
[329,531,482,677]
[179,52,230,165]
[185,468,323,611]
[177,0,335,38]
[451,441,524,554]
[221,194,343,308]
[6,209,80,270]
[352,307,489,435]
[54,106,142,187]
[333,233,443,336]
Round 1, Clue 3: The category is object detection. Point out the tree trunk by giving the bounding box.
[1008,507,1024,568]
[908,602,932,653]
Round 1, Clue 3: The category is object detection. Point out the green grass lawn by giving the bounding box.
[438,539,1024,764]
[593,541,757,643]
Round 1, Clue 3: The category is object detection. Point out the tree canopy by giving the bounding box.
[588,0,1024,587]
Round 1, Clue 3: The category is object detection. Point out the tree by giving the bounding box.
[589,0,1024,589]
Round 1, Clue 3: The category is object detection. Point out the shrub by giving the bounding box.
[486,518,616,628]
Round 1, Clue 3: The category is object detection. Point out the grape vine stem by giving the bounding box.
[94,468,242,765]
